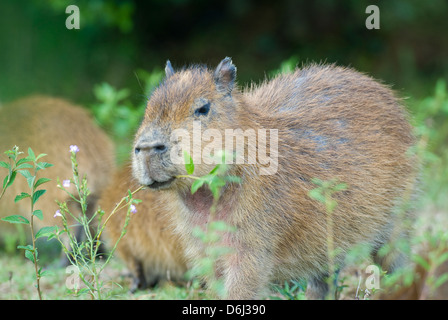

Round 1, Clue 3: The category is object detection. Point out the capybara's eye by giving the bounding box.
[194,102,211,116]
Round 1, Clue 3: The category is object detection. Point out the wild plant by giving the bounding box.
[1,146,55,300]
[53,145,143,299]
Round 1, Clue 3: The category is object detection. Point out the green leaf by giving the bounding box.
[14,192,31,203]
[192,226,206,242]
[35,153,48,161]
[209,164,220,175]
[26,175,36,190]
[326,199,338,213]
[5,170,17,189]
[209,220,237,232]
[17,244,33,251]
[2,175,8,190]
[308,188,325,203]
[36,162,53,171]
[32,189,47,205]
[183,150,194,175]
[436,251,448,266]
[191,179,205,194]
[414,254,430,271]
[0,161,10,169]
[15,163,33,170]
[36,226,58,239]
[1,215,29,225]
[32,209,43,220]
[225,175,242,184]
[209,176,226,199]
[16,157,32,166]
[332,183,348,192]
[27,148,36,161]
[34,177,51,189]
[17,169,32,179]
[39,269,53,277]
[433,273,448,289]
[25,249,35,263]
[46,233,58,241]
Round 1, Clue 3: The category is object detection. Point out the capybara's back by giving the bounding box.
[131,59,420,299]
[99,166,187,291]
[0,95,115,241]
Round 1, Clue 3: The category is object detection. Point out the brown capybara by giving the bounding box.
[131,58,419,299]
[99,165,188,291]
[0,95,115,249]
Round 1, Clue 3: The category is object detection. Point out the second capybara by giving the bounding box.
[0,95,115,248]
[99,165,188,291]
[131,58,420,299]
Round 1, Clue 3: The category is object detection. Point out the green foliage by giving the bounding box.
[90,68,163,164]
[409,79,448,208]
[308,178,347,214]
[32,0,135,33]
[183,150,194,175]
[178,151,240,299]
[271,280,307,300]
[414,230,448,296]
[180,151,242,201]
[0,147,54,300]
[1,146,22,200]
[308,177,348,300]
[269,56,300,77]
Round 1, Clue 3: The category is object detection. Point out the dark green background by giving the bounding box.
[1,0,447,105]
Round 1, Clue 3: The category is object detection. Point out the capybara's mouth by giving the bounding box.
[147,177,175,190]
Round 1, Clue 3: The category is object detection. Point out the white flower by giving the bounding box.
[130,204,137,214]
[69,145,80,153]
[54,210,62,218]
[63,180,71,188]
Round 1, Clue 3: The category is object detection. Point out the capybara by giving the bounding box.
[131,58,419,299]
[99,165,188,291]
[0,95,115,249]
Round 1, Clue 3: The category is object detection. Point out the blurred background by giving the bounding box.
[1,0,447,100]
[0,0,447,203]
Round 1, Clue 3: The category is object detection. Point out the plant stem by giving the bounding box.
[325,193,335,300]
[29,168,42,300]
[175,174,201,180]
[96,185,144,242]
[29,213,42,300]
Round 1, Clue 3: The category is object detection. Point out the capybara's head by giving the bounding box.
[132,57,240,190]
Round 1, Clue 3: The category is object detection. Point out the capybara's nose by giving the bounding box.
[135,141,168,156]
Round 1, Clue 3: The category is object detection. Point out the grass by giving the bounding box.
[1,199,446,300]
[0,248,206,300]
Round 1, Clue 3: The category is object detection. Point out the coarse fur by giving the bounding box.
[132,58,420,299]
[99,165,188,291]
[0,96,115,248]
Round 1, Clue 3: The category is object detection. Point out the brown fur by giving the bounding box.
[99,165,188,291]
[0,96,115,244]
[132,58,420,299]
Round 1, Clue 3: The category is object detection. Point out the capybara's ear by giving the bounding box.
[214,57,237,94]
[165,60,175,79]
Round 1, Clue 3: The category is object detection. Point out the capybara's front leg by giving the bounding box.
[223,250,274,300]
